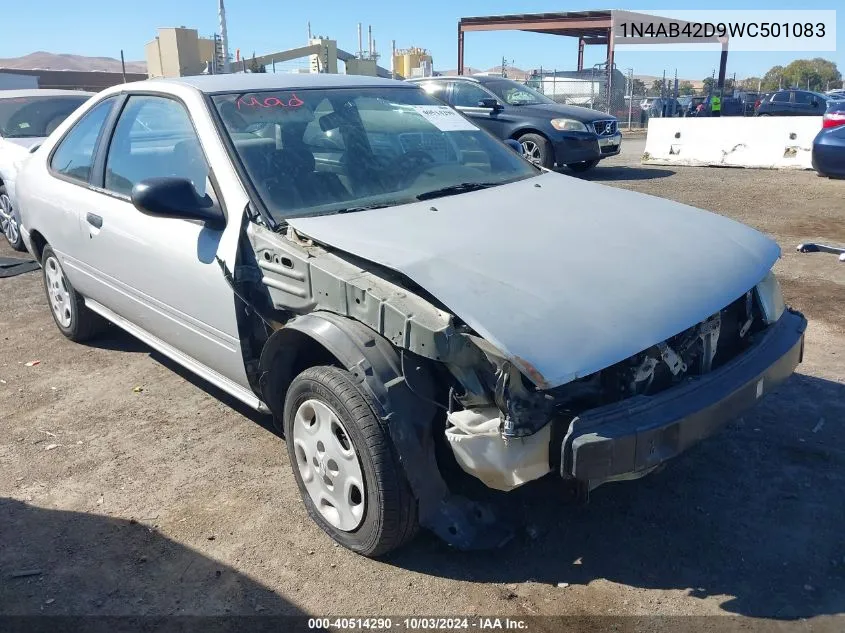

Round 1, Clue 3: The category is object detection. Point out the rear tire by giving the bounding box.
[566,159,600,173]
[41,245,106,342]
[0,185,25,252]
[283,366,418,557]
[517,133,554,169]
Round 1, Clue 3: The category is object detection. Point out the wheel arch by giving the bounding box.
[257,311,468,537]
[258,311,437,426]
[27,229,48,262]
[510,127,551,142]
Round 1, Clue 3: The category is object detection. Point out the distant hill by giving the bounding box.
[0,52,146,73]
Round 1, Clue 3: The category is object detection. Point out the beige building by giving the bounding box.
[145,27,217,78]
[344,58,377,77]
[393,47,433,79]
[309,38,338,74]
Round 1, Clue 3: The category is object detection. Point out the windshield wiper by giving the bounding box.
[335,203,392,214]
[416,182,498,201]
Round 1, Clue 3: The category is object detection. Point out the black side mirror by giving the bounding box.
[478,98,502,111]
[131,177,225,229]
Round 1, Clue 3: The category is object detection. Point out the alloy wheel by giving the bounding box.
[520,140,542,165]
[0,193,19,246]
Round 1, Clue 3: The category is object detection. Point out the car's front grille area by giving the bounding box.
[592,120,617,136]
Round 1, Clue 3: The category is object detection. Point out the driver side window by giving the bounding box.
[449,82,493,108]
[104,95,209,198]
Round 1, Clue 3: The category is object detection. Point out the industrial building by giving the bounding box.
[145,27,219,78]
[393,48,433,79]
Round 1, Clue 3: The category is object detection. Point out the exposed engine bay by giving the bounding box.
[240,222,774,493]
[443,290,768,490]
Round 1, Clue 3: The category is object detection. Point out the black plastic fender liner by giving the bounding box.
[260,311,512,550]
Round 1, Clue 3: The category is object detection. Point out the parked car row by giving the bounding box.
[0,89,93,249]
[412,75,621,171]
[756,89,834,116]
[1,75,808,557]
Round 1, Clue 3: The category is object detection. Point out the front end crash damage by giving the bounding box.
[235,220,805,549]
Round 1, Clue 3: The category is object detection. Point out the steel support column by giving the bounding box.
[577,38,585,71]
[717,39,729,91]
[458,25,465,75]
[606,29,615,113]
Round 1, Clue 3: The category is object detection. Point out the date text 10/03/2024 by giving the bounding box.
[307,617,529,630]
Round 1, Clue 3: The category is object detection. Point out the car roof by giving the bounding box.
[0,89,94,99]
[407,75,511,85]
[125,73,414,94]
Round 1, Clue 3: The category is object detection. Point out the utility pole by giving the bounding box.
[626,67,634,130]
[673,68,679,116]
[501,56,507,78]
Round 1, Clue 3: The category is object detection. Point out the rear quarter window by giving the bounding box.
[49,97,117,183]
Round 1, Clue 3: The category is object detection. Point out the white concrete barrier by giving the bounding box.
[642,117,823,169]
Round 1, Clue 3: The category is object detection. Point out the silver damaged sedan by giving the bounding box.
[15,74,807,556]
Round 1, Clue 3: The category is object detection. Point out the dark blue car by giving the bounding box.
[812,101,845,178]
[409,76,620,172]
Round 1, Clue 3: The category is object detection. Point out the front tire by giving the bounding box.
[0,185,25,251]
[283,366,418,557]
[566,159,600,173]
[517,133,554,169]
[41,246,105,342]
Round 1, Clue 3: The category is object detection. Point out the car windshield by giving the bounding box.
[0,95,90,138]
[482,80,555,106]
[212,86,539,222]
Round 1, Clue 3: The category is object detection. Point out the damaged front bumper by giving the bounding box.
[560,309,807,490]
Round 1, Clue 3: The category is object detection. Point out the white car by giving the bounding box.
[0,89,92,249]
[15,74,805,556]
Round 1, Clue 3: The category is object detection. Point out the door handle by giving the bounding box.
[86,213,103,229]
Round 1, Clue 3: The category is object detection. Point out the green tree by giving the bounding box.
[781,58,840,91]
[631,78,646,96]
[248,53,266,73]
[760,59,840,92]
[702,76,715,93]
[648,78,664,96]
[678,81,694,95]
[762,65,785,91]
[738,77,762,91]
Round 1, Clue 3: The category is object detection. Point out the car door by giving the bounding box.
[768,91,790,115]
[447,81,510,138]
[37,96,121,283]
[792,91,816,115]
[74,93,251,392]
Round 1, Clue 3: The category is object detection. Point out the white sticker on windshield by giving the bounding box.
[409,105,478,132]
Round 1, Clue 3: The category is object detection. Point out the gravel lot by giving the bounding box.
[2,140,844,623]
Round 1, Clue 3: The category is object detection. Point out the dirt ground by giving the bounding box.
[1,140,844,624]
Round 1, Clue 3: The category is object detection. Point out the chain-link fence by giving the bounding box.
[526,67,629,120]
[523,67,724,129]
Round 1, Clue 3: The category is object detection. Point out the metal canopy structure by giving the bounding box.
[458,11,616,75]
[457,11,729,108]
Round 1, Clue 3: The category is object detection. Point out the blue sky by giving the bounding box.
[4,0,843,80]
